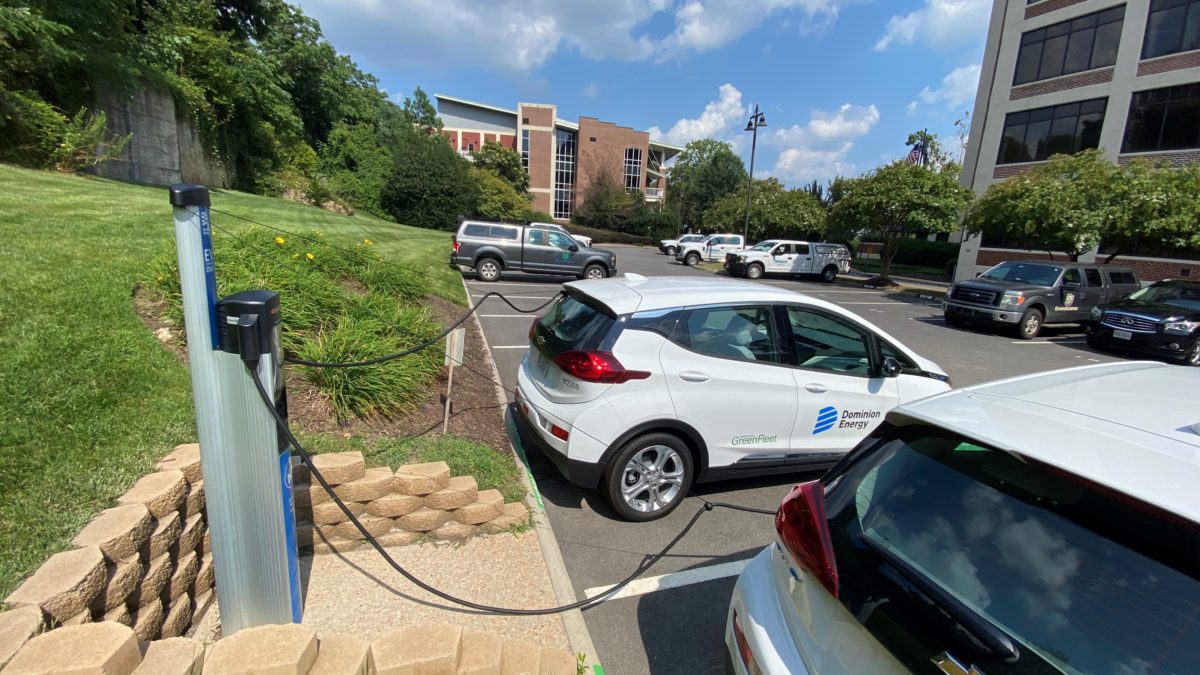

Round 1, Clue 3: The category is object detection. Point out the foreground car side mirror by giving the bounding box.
[568,244,579,252]
[880,356,903,378]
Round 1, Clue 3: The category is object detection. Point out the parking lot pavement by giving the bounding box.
[465,245,1128,674]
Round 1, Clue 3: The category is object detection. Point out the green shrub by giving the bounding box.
[524,210,555,224]
[892,239,960,267]
[381,129,480,230]
[49,108,131,172]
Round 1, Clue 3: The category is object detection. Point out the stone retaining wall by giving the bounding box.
[1,620,578,674]
[294,451,529,554]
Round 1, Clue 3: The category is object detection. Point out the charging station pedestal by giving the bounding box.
[169,185,301,633]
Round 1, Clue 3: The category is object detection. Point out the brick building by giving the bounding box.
[957,0,1200,282]
[435,94,681,222]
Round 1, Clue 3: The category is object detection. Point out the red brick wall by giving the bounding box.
[993,163,1042,179]
[1026,0,1087,19]
[1137,51,1200,77]
[976,249,1200,281]
[459,132,481,153]
[499,134,516,149]
[575,117,649,205]
[522,105,554,128]
[1118,150,1200,167]
[1010,68,1114,100]
[977,249,1072,267]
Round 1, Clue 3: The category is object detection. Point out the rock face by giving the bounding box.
[132,636,204,674]
[424,476,478,511]
[452,490,504,525]
[3,622,141,675]
[91,559,144,612]
[393,462,451,496]
[156,443,203,484]
[4,546,107,623]
[308,452,365,485]
[132,599,164,642]
[310,634,372,675]
[117,470,187,517]
[205,623,318,675]
[333,468,393,502]
[71,504,152,563]
[364,493,422,518]
[0,606,44,670]
[134,553,172,607]
[142,511,182,562]
[372,624,461,675]
[395,508,451,533]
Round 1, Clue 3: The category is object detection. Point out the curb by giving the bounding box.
[459,278,602,672]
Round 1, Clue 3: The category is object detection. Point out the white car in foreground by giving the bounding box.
[513,275,950,521]
[727,362,1200,674]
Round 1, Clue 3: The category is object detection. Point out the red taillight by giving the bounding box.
[452,241,461,253]
[731,611,762,675]
[775,481,839,597]
[552,351,650,384]
[550,424,570,441]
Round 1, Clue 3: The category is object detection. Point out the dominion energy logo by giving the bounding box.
[812,406,881,435]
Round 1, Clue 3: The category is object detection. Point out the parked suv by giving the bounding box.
[725,240,851,282]
[659,233,706,256]
[676,234,746,266]
[943,260,1140,339]
[727,362,1200,675]
[513,276,950,521]
[450,219,617,282]
[1088,278,1200,365]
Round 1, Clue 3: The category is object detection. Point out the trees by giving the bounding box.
[403,87,441,133]
[666,139,746,231]
[574,165,638,231]
[381,128,479,230]
[703,178,826,241]
[830,162,971,279]
[471,140,529,193]
[469,166,529,221]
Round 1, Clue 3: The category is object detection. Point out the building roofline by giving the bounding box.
[650,140,684,153]
[434,93,518,118]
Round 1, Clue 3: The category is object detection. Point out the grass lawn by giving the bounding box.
[0,164,466,597]
[852,257,950,279]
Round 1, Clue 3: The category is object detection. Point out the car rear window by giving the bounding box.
[824,428,1200,674]
[462,224,519,239]
[532,294,614,357]
[1106,270,1138,285]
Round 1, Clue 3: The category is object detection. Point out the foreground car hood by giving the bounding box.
[957,279,1050,293]
[1102,300,1198,320]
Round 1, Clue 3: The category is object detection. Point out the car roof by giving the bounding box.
[891,362,1200,522]
[565,275,827,314]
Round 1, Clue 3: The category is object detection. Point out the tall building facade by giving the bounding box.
[957,0,1200,281]
[435,94,681,222]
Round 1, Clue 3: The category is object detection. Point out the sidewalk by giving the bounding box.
[843,269,950,296]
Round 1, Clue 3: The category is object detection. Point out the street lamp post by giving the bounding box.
[742,105,767,242]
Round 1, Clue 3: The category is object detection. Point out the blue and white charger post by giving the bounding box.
[169,184,301,633]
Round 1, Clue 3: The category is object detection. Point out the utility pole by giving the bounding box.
[742,104,767,242]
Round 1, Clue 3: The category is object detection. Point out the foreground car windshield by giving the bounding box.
[980,262,1062,286]
[1128,281,1200,311]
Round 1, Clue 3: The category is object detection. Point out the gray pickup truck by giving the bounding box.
[450,219,618,282]
[944,260,1141,339]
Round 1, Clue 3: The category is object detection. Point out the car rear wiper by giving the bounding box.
[860,534,1020,662]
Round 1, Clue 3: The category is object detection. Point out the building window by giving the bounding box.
[520,130,530,171]
[997,98,1107,164]
[1013,6,1124,86]
[553,129,576,220]
[1143,0,1200,59]
[623,148,642,192]
[1123,83,1200,152]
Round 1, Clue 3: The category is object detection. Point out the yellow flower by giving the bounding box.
[275,236,285,245]
[363,238,373,246]
[306,252,314,261]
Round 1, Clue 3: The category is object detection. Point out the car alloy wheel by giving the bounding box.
[746,263,763,280]
[585,264,606,280]
[821,265,837,283]
[1187,339,1200,367]
[685,252,700,266]
[620,445,686,514]
[665,246,677,256]
[1017,308,1042,340]
[477,259,501,282]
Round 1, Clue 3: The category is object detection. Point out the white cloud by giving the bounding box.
[769,103,880,146]
[911,64,981,111]
[298,0,863,72]
[874,0,990,52]
[773,143,859,183]
[582,82,600,98]
[648,83,748,147]
[766,103,880,182]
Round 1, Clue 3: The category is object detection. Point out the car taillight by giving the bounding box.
[775,481,839,597]
[550,424,569,441]
[452,241,460,253]
[552,351,650,384]
[731,611,763,675]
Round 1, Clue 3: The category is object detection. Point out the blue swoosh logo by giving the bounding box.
[813,406,837,435]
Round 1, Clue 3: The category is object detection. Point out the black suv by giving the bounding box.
[1088,279,1200,366]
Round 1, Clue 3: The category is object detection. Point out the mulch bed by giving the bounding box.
[133,288,512,453]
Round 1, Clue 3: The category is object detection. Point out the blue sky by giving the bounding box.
[295,0,992,185]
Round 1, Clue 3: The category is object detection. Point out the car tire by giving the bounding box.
[1086,335,1106,352]
[476,258,501,282]
[582,263,607,280]
[665,246,677,256]
[604,433,693,522]
[944,311,964,326]
[820,265,838,283]
[1016,307,1043,340]
[684,252,700,267]
[746,263,764,280]
[1185,339,1200,367]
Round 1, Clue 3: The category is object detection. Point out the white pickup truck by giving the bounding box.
[724,239,851,282]
[675,233,746,266]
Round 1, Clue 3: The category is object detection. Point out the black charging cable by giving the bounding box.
[245,366,773,615]
[285,291,564,369]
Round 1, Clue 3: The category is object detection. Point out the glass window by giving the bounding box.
[623,148,643,192]
[520,129,530,171]
[997,98,1107,164]
[796,244,810,255]
[681,306,782,364]
[547,232,575,249]
[492,226,519,240]
[1143,0,1200,59]
[786,307,872,375]
[1063,268,1082,285]
[1085,268,1103,286]
[527,229,547,246]
[1014,6,1124,85]
[773,244,792,255]
[533,296,614,358]
[553,129,576,220]
[463,224,490,237]
[1123,83,1200,152]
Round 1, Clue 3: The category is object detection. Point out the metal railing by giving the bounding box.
[645,187,663,200]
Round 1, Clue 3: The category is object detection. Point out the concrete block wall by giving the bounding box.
[1,621,579,674]
[3,444,215,645]
[292,452,530,554]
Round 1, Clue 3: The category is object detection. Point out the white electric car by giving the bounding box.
[726,362,1200,674]
[513,275,951,521]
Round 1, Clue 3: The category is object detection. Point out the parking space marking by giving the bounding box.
[1009,340,1088,345]
[911,316,944,321]
[583,559,751,602]
[838,302,902,305]
[467,281,565,288]
[480,314,536,318]
[491,345,530,350]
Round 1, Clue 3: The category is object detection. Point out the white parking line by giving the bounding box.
[583,559,751,602]
[838,302,898,305]
[491,345,530,350]
[480,314,536,318]
[467,281,564,288]
[1008,340,1087,345]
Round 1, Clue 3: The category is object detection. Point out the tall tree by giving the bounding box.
[830,162,971,279]
[403,86,441,133]
[666,138,746,231]
[471,139,529,193]
[704,178,826,241]
[381,126,478,230]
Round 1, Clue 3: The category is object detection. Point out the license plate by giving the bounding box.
[535,351,550,377]
[1113,329,1132,340]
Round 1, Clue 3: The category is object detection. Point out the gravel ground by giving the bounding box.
[298,532,570,649]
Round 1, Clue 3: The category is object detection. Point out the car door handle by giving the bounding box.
[804,383,829,394]
[679,371,710,383]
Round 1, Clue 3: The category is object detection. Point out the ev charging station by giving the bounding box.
[169,184,302,633]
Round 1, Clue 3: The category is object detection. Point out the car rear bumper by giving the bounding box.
[726,546,810,675]
[1088,324,1197,360]
[942,300,1022,324]
[514,371,607,489]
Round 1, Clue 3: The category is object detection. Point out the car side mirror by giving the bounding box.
[880,356,903,378]
[568,244,579,253]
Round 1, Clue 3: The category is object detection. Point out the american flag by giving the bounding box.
[905,142,925,165]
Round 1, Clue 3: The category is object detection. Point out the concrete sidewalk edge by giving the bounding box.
[460,278,602,671]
